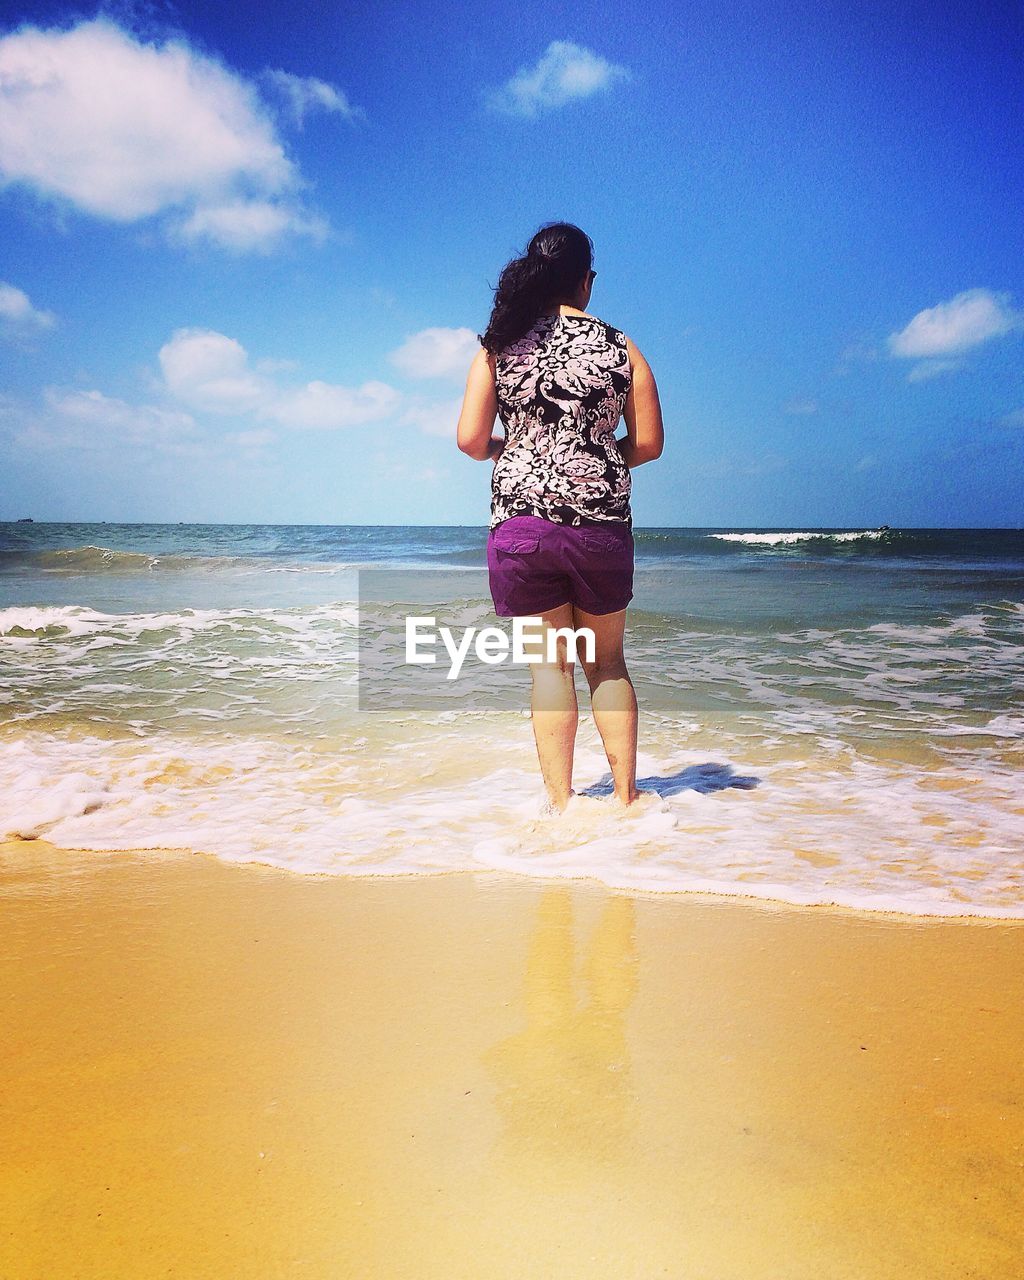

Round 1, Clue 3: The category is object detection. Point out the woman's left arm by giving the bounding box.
[457,348,504,461]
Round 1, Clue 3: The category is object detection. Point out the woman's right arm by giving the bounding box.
[616,336,664,467]
[457,348,504,461]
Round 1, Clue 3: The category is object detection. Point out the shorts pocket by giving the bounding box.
[581,530,629,553]
[494,536,541,555]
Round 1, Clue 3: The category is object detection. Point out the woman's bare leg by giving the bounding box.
[573,606,640,806]
[519,603,578,811]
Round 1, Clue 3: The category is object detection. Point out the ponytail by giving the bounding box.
[478,222,594,355]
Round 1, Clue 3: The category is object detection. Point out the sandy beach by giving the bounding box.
[2,837,1021,1279]
[3,0,1023,1270]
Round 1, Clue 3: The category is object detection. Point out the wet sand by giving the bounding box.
[1,837,1022,1279]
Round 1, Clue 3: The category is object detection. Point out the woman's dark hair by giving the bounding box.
[478,222,594,355]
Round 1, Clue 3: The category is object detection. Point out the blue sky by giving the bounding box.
[1,0,1022,526]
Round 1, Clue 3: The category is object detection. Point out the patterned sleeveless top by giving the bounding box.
[490,311,633,530]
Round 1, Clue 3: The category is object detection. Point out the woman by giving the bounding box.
[457,221,664,813]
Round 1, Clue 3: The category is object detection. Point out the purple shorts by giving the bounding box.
[487,515,634,618]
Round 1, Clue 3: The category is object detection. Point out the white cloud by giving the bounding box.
[273,380,401,430]
[15,387,201,453]
[263,69,364,126]
[254,356,300,374]
[0,18,327,251]
[485,40,631,118]
[398,395,465,437]
[159,327,402,429]
[389,327,480,379]
[782,397,818,415]
[174,200,328,253]
[45,388,198,439]
[905,358,964,383]
[225,427,276,448]
[6,387,280,465]
[887,289,1022,359]
[739,453,788,477]
[0,281,55,337]
[854,454,879,471]
[830,339,879,378]
[159,329,269,413]
[370,451,451,484]
[999,409,1024,428]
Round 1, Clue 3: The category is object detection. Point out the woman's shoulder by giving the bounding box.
[568,311,629,344]
[575,314,641,376]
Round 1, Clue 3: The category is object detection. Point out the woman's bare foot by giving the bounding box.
[539,788,575,817]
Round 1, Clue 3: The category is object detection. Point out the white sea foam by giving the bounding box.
[0,603,359,640]
[649,608,1023,751]
[707,530,885,546]
[1,726,1021,918]
[3,601,1021,754]
[1,605,118,638]
[2,573,1021,916]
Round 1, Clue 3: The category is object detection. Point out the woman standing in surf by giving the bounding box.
[457,222,665,813]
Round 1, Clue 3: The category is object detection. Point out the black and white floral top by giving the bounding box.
[490,311,633,529]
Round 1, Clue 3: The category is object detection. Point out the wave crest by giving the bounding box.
[707,529,887,546]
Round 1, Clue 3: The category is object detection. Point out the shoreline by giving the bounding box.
[4,836,1021,924]
[2,838,1022,1278]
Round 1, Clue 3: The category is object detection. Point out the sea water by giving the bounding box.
[1,522,1021,917]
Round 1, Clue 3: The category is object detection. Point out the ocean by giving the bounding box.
[1,522,1022,917]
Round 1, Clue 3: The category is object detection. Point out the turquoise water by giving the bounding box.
[1,522,1022,916]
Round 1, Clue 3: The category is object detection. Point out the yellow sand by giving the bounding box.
[1,837,1022,1280]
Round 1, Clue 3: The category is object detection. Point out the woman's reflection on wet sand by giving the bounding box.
[484,888,639,1182]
